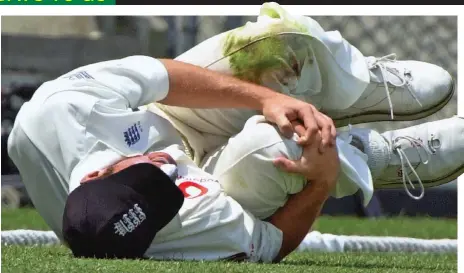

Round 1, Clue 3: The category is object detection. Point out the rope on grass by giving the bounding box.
[1,229,457,254]
[1,230,61,246]
[297,231,457,253]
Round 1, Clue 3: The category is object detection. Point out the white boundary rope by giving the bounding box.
[297,231,457,253]
[2,230,61,246]
[1,229,457,254]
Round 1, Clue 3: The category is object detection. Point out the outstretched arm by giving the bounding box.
[158,58,279,110]
[158,58,336,151]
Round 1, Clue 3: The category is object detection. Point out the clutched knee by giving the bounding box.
[211,116,306,214]
[237,115,303,161]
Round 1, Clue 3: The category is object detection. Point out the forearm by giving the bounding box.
[158,59,281,110]
[269,180,331,262]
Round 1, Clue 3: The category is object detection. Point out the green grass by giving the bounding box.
[1,209,457,273]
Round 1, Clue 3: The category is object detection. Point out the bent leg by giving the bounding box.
[201,115,376,219]
[154,3,371,163]
[201,115,307,220]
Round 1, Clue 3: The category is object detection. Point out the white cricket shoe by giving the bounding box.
[338,116,464,200]
[328,54,454,127]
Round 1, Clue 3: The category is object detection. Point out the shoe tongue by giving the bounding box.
[349,128,391,179]
[385,136,428,166]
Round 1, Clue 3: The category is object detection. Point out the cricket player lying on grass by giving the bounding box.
[7,55,340,262]
[7,55,463,262]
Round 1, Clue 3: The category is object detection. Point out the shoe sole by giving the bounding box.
[333,77,456,127]
[375,163,464,190]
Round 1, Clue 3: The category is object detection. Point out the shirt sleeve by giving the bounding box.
[49,55,170,109]
[249,217,283,263]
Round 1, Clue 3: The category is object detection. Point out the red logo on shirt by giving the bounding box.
[178,181,208,199]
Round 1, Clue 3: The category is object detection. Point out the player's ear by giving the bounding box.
[80,170,102,183]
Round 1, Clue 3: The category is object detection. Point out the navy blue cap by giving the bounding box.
[62,163,184,259]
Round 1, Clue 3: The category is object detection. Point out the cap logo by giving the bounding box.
[113,204,147,236]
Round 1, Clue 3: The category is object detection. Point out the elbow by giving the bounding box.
[272,241,299,263]
[272,254,284,263]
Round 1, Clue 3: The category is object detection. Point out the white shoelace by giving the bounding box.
[339,126,433,200]
[368,53,423,120]
[393,136,433,200]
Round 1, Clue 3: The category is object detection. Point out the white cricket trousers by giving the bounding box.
[200,115,374,220]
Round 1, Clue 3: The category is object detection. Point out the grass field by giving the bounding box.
[1,208,458,273]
